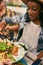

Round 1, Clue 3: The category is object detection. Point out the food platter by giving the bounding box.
[12,42,27,63]
[0,39,27,63]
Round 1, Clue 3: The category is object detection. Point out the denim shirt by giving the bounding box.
[37,27,43,52]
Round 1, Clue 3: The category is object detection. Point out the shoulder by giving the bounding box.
[23,22,30,30]
[40,27,43,35]
[39,27,43,40]
[41,27,43,32]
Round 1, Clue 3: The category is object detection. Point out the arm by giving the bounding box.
[36,51,43,60]
[0,19,6,32]
[5,24,19,31]
[32,51,43,65]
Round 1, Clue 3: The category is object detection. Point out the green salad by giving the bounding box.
[0,41,15,62]
[0,42,13,51]
[0,42,7,51]
[6,52,16,62]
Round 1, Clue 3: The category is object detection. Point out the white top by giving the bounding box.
[20,21,41,55]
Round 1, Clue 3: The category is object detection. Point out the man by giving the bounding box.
[0,0,19,40]
[0,0,19,65]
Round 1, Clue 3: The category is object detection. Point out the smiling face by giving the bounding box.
[27,1,41,21]
[0,0,5,11]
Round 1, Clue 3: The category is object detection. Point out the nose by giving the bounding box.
[2,3,5,6]
[28,9,33,15]
[1,1,5,7]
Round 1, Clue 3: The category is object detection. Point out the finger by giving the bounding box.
[0,32,3,35]
[4,59,10,65]
[0,60,4,65]
[8,64,12,65]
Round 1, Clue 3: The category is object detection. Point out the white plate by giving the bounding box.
[10,42,27,63]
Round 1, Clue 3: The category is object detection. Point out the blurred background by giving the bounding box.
[6,0,25,6]
[4,0,27,15]
[5,0,26,6]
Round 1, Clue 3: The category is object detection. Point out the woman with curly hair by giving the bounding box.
[20,0,43,65]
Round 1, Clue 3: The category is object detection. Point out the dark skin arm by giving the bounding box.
[37,51,43,60]
[32,51,43,64]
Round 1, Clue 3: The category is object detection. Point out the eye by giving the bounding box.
[27,7,30,10]
[32,7,37,11]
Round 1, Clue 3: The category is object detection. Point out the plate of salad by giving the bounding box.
[0,39,27,63]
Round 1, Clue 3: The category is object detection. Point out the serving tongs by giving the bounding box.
[19,44,35,61]
[19,44,28,51]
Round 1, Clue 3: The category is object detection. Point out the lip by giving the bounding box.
[29,15,34,18]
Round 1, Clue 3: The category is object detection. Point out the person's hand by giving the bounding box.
[0,19,6,31]
[3,59,11,65]
[0,28,3,32]
[0,31,3,35]
[0,60,4,65]
[32,51,43,65]
[2,24,10,36]
[32,54,41,64]
[2,29,9,36]
[0,59,12,65]
[5,24,10,30]
[5,24,19,31]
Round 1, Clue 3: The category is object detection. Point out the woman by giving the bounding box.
[20,0,43,65]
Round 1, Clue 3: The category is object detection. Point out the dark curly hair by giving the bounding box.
[0,0,3,2]
[39,12,43,26]
[25,0,43,26]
